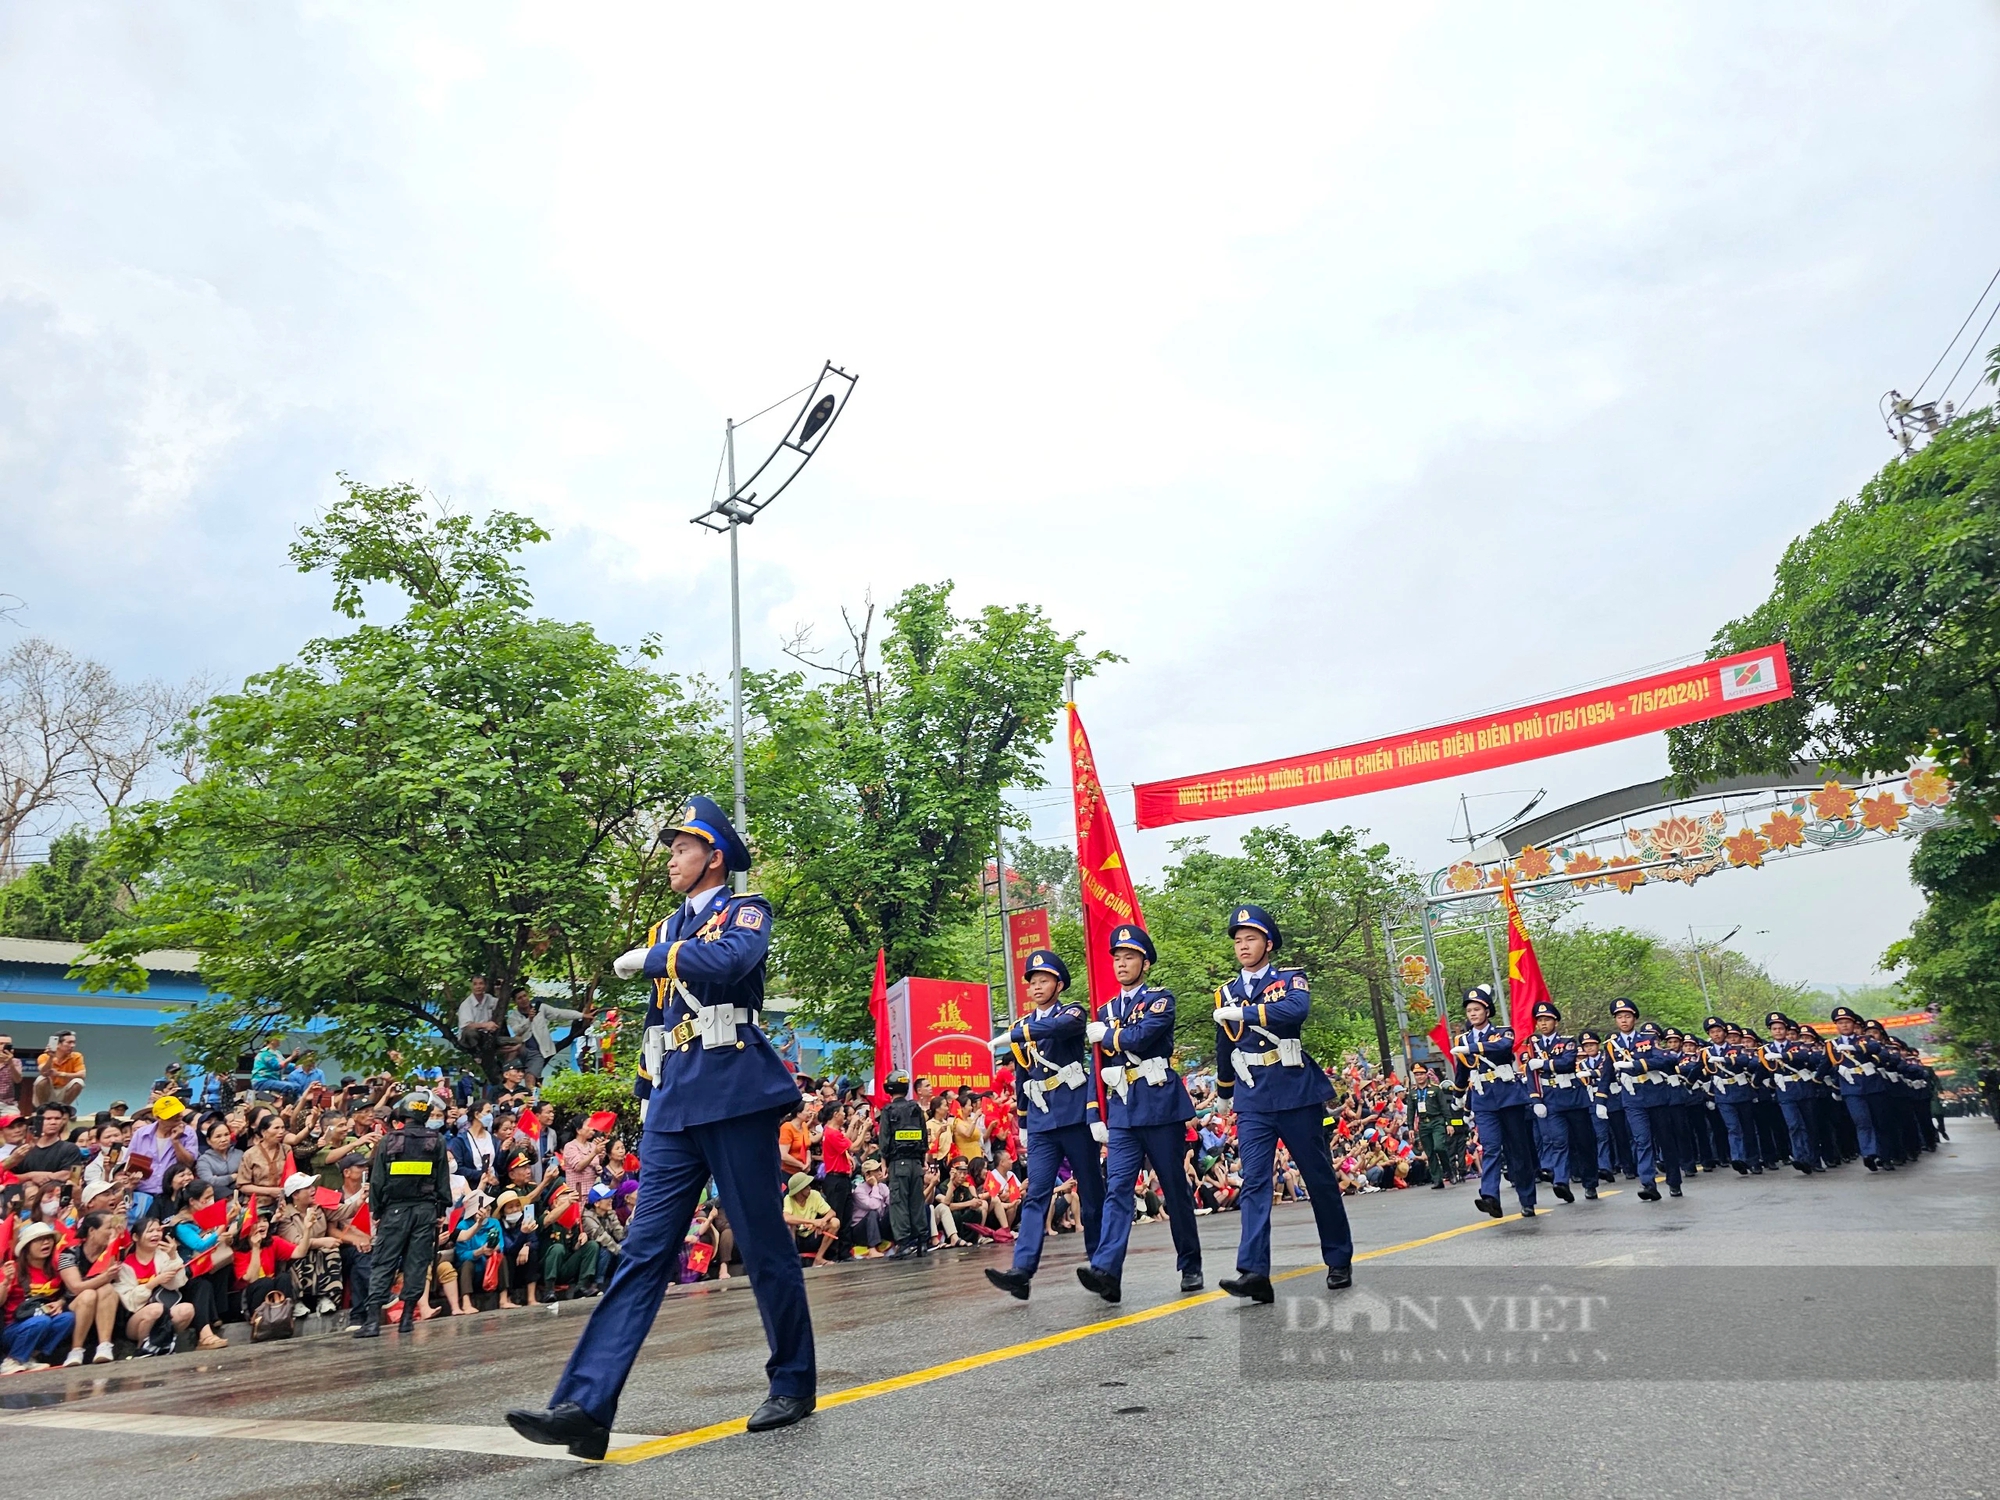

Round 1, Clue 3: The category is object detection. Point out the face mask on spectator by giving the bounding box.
[505,1211,522,1225]
[480,1111,494,1128]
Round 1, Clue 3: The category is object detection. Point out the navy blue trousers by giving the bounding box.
[1842,1092,1882,1159]
[552,1107,814,1425]
[1010,1123,1105,1277]
[1718,1100,1764,1166]
[1472,1101,1537,1210]
[1236,1104,1352,1278]
[1091,1122,1202,1279]
[1777,1092,1818,1167]
[1542,1106,1598,1188]
[1626,1101,1682,1188]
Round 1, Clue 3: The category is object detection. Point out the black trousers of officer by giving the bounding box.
[366,1201,439,1315]
[887,1157,927,1247]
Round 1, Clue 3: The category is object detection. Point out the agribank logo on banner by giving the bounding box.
[1719,655,1777,701]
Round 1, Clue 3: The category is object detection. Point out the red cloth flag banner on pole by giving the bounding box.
[867,947,892,1107]
[1068,704,1144,1008]
[1428,1010,1453,1062]
[1496,875,1549,1043]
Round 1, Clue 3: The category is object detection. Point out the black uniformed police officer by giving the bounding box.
[877,1072,930,1257]
[355,1092,450,1338]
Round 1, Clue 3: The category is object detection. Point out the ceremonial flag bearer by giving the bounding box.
[1450,985,1539,1219]
[1076,924,1203,1303]
[1212,904,1354,1303]
[507,796,815,1458]
[985,950,1106,1300]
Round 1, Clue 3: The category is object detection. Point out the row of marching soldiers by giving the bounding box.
[1426,988,1941,1219]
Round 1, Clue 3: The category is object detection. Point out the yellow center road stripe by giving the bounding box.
[601,1197,1611,1466]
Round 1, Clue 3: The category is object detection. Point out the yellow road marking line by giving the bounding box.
[601,1196,1610,1465]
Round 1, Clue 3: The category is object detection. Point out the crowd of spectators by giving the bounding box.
[11,1004,1981,1375]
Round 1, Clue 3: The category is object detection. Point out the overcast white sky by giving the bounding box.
[6,4,1997,988]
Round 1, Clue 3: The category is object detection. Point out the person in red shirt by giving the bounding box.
[818,1106,854,1261]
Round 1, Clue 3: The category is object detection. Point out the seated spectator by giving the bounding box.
[849,1160,890,1255]
[941,1157,1001,1242]
[272,1171,343,1316]
[194,1118,244,1198]
[117,1216,193,1357]
[455,1192,505,1301]
[169,1180,237,1349]
[4,1223,79,1374]
[982,1151,1024,1232]
[56,1209,122,1365]
[14,1105,84,1188]
[496,1189,542,1309]
[32,1032,85,1109]
[783,1172,839,1263]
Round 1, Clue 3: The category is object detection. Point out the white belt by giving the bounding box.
[1102,1056,1170,1101]
[1469,1062,1517,1091]
[1542,1073,1580,1088]
[1774,1076,1792,1091]
[1232,1038,1303,1085]
[694,1004,752,1049]
[1024,1061,1087,1112]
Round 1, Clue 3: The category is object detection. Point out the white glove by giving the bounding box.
[1595,1104,1609,1120]
[1526,1057,1546,1071]
[1532,1102,1547,1118]
[1213,1006,1243,1024]
[1614,1059,1634,1072]
[1706,1102,1718,1112]
[1089,1122,1108,1144]
[990,1032,1019,1054]
[612,945,652,980]
[1085,1021,1108,1044]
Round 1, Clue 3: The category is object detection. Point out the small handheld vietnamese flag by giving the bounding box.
[192,1198,231,1232]
[354,1202,372,1235]
[89,1226,132,1278]
[555,1199,583,1231]
[518,1109,542,1141]
[242,1192,260,1234]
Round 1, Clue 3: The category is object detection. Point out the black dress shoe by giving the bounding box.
[984,1267,1032,1300]
[1553,1182,1574,1204]
[1583,1187,1598,1200]
[1732,1161,1749,1175]
[746,1393,816,1433]
[1219,1273,1275,1304]
[1520,1206,1537,1218]
[1429,1179,1446,1190]
[1180,1271,1205,1294]
[1636,1184,1661,1202]
[1473,1194,1503,1219]
[1076,1265,1122,1304]
[1667,1186,1683,1197]
[353,1311,380,1339]
[1325,1267,1352,1291]
[506,1402,610,1461]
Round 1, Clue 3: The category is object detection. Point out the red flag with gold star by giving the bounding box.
[1068,704,1145,1008]
[1496,875,1549,1041]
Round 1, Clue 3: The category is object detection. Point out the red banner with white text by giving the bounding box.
[1134,644,1793,829]
[1004,908,1053,1020]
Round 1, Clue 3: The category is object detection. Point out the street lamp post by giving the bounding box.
[690,364,859,893]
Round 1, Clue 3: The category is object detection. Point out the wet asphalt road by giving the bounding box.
[6,1126,1998,1500]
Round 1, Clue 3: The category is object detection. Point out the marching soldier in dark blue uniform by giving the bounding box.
[1676,1030,1721,1172]
[985,950,1105,1300]
[1705,1016,1765,1174]
[1212,904,1353,1302]
[1605,1000,1678,1201]
[507,796,815,1458]
[1826,1005,1893,1171]
[1523,1000,1599,1203]
[1076,924,1203,1302]
[1763,1014,1821,1173]
[1794,1022,1854,1165]
[1578,1029,1624,1179]
[1450,984,1539,1219]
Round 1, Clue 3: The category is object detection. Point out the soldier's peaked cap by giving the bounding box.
[1227,904,1281,951]
[1022,949,1071,991]
[1109,925,1156,963]
[661,794,751,872]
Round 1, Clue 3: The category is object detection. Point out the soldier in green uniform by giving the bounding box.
[355,1093,451,1337]
[1407,1061,1459,1188]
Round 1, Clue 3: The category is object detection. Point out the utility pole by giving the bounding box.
[994,827,1012,1021]
[1361,911,1392,1076]
[726,418,747,895]
[1688,925,1712,1007]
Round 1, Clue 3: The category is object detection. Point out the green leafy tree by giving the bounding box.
[0,826,124,941]
[77,479,724,1077]
[1139,826,1416,1068]
[1667,413,2000,818]
[746,585,1110,1042]
[1886,821,2000,1052]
